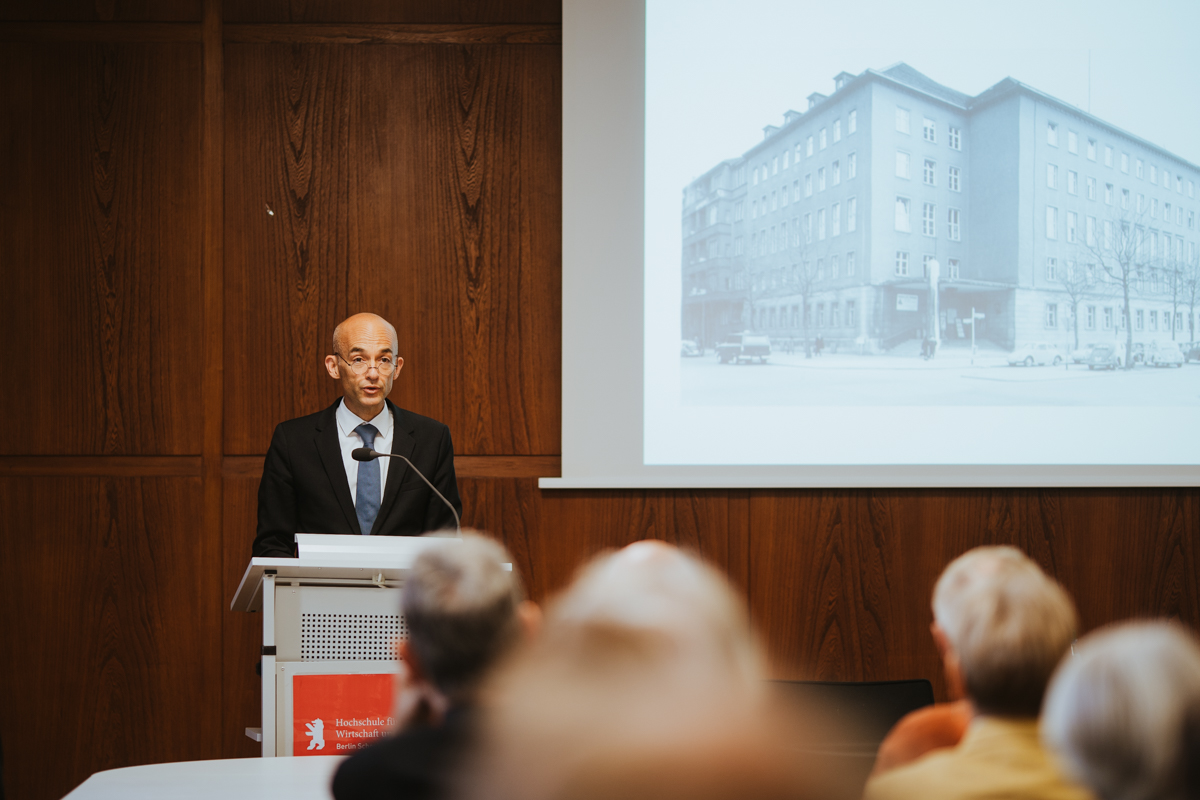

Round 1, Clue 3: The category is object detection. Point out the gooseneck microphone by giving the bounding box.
[351,448,461,534]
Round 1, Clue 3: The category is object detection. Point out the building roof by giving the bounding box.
[729,61,1199,174]
[878,63,971,108]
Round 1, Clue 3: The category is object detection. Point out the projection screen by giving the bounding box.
[543,0,1200,489]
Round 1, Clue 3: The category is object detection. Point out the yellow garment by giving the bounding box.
[863,716,1094,800]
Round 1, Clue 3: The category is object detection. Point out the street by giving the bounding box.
[680,350,1200,406]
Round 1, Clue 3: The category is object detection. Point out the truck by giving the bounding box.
[716,332,771,364]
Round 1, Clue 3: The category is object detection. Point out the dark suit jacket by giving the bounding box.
[253,399,462,558]
[331,706,475,800]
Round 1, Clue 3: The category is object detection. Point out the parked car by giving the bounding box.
[1007,343,1064,366]
[1186,344,1200,363]
[1148,342,1185,367]
[1069,343,1098,364]
[681,339,702,357]
[1085,345,1122,370]
[716,332,771,364]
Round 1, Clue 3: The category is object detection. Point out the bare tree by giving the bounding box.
[1161,254,1183,343]
[1056,260,1098,351]
[785,254,820,357]
[1081,208,1148,369]
[1179,255,1200,348]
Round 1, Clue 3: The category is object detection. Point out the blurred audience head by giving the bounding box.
[931,546,1077,717]
[400,532,530,705]
[461,540,844,800]
[1042,621,1200,800]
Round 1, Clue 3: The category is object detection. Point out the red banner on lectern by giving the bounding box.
[293,673,395,756]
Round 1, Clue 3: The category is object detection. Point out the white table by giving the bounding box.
[64,756,346,799]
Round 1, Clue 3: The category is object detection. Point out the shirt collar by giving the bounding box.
[336,397,392,439]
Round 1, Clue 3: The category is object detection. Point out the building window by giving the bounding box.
[804,213,812,243]
[1067,170,1077,195]
[1165,202,1172,223]
[948,208,960,241]
[1105,146,1113,167]
[1137,193,1145,213]
[1104,220,1113,249]
[783,150,789,169]
[848,110,857,134]
[772,157,779,175]
[820,127,827,150]
[771,191,777,211]
[1150,164,1156,183]
[1135,309,1144,331]
[847,252,856,277]
[1121,188,1129,209]
[1190,180,1195,198]
[923,254,936,277]
[947,258,960,279]
[832,203,840,236]
[1046,206,1058,239]
[1067,211,1077,243]
[805,174,812,197]
[1046,303,1058,328]
[847,300,857,326]
[831,255,839,279]
[1067,130,1078,153]
[752,168,759,187]
[817,303,826,326]
[896,151,910,179]
[818,208,826,240]
[833,160,841,186]
[1086,177,1096,200]
[1121,152,1129,173]
[948,166,960,192]
[896,197,911,232]
[781,186,788,207]
[751,201,757,220]
[735,237,744,256]
[1103,307,1112,329]
[807,136,814,157]
[790,217,799,247]
[922,203,935,236]
[834,119,841,142]
[1150,310,1159,331]
[848,152,856,179]
[1047,122,1058,146]
[1047,257,1058,281]
[923,159,936,186]
[847,197,856,232]
[1086,216,1096,247]
[1086,305,1096,330]
[896,107,910,133]
[948,126,961,150]
[1047,164,1058,189]
[796,143,803,163]
[818,167,826,192]
[1087,139,1097,160]
[895,251,909,276]
[923,117,936,142]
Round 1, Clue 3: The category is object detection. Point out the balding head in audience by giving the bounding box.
[1042,621,1200,800]
[931,546,1077,717]
[461,540,846,800]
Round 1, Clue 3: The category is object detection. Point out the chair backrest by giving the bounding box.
[769,679,936,749]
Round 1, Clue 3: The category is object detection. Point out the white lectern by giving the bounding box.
[231,534,460,757]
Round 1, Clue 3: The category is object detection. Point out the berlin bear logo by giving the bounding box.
[304,718,325,751]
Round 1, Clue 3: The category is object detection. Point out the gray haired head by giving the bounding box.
[402,532,524,701]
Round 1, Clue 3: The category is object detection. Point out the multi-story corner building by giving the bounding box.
[681,63,1200,353]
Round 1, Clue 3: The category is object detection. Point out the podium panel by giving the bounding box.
[232,534,460,756]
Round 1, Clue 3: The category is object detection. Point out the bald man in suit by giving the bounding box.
[253,313,461,557]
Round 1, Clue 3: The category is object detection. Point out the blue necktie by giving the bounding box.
[354,423,381,535]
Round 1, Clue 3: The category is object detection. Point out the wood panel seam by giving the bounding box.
[223,23,560,44]
[0,456,203,477]
[221,454,561,479]
[0,23,203,41]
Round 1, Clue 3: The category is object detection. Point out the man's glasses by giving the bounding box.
[336,353,396,376]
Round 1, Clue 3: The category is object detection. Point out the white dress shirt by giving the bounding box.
[335,398,393,508]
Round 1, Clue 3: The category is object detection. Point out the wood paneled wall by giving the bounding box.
[0,4,1196,800]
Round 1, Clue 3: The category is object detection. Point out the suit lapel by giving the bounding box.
[376,401,415,527]
[315,400,362,535]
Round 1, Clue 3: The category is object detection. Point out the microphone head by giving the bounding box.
[351,447,376,462]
